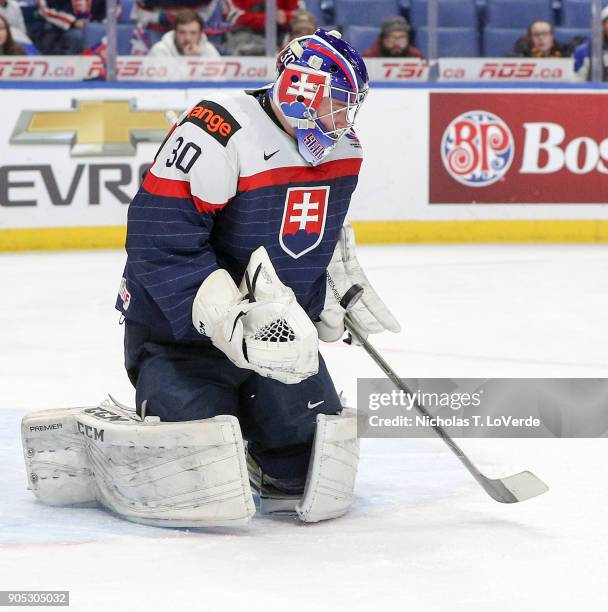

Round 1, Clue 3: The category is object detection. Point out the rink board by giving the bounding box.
[1,83,608,250]
[2,220,608,252]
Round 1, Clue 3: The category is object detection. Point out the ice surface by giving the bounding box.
[1,245,608,611]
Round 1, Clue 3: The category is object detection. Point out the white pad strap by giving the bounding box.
[296,408,359,522]
[22,399,255,527]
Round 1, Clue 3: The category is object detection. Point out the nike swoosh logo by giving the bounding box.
[307,400,325,410]
[264,149,279,161]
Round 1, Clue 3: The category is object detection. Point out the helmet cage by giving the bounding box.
[308,83,367,142]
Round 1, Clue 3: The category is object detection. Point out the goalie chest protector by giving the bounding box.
[117,89,363,343]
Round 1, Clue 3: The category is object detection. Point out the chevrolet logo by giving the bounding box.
[10,99,175,156]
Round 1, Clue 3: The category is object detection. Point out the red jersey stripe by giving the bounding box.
[143,171,190,199]
[237,157,362,192]
[141,171,229,215]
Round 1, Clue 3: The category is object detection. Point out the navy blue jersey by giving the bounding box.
[116,88,363,344]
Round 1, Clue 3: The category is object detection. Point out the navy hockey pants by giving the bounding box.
[124,321,342,484]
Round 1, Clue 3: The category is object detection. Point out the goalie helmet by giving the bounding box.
[272,29,369,166]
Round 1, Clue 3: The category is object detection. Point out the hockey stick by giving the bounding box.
[343,311,549,504]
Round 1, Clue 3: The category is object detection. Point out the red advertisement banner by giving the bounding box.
[429,93,608,204]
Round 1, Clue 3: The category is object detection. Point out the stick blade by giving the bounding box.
[483,471,549,504]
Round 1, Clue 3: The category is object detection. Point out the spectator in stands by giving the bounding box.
[286,9,315,40]
[0,14,25,54]
[510,21,570,58]
[574,6,608,81]
[363,16,423,58]
[1,0,26,39]
[222,0,302,55]
[0,0,36,52]
[33,0,106,54]
[148,9,219,56]
[132,0,221,49]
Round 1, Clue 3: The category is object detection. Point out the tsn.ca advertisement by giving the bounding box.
[0,56,430,83]
[0,56,273,82]
[430,92,608,204]
[0,56,576,83]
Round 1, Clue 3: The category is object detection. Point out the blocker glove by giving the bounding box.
[192,247,319,384]
[316,221,401,343]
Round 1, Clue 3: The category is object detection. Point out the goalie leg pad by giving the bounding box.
[296,408,359,523]
[22,406,99,506]
[81,412,255,528]
[22,400,256,527]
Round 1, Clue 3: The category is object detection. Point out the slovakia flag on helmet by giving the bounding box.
[277,66,329,115]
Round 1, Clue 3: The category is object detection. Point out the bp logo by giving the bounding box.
[441,110,514,187]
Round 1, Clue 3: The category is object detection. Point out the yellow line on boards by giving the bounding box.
[0,226,127,252]
[1,221,608,252]
[352,220,608,244]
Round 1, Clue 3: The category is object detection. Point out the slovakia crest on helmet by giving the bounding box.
[277,66,328,114]
[279,186,330,259]
[272,29,369,166]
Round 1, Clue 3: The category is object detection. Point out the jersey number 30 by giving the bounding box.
[166,137,202,173]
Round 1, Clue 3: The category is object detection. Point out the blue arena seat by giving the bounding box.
[554,26,590,44]
[304,0,323,24]
[146,29,164,47]
[485,0,552,28]
[83,23,135,55]
[333,0,400,28]
[417,26,480,56]
[117,24,135,54]
[343,25,381,53]
[482,26,522,56]
[560,0,607,28]
[409,0,477,28]
[119,0,135,23]
[305,0,335,26]
[83,22,106,50]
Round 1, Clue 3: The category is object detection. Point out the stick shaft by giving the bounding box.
[344,315,509,495]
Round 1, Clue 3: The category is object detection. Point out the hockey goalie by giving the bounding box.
[21,29,400,528]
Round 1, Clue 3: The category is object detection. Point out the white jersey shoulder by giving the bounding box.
[148,89,364,207]
[214,89,364,179]
[148,92,247,208]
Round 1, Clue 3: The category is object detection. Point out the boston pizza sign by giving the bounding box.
[430,93,608,204]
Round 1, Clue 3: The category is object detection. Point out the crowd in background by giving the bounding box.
[0,0,314,56]
[0,0,606,80]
